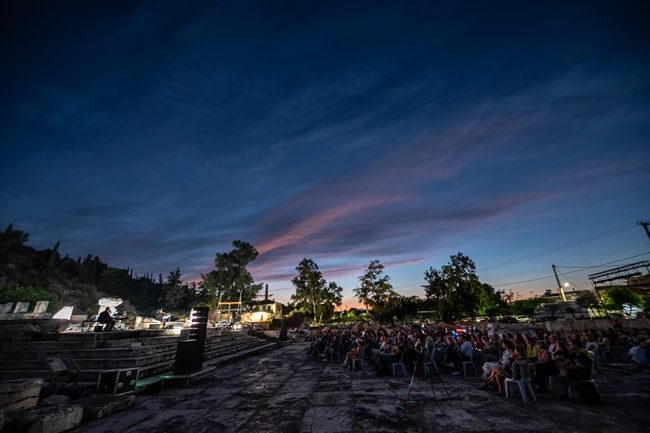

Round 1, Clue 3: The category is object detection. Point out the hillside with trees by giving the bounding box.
[0,224,263,316]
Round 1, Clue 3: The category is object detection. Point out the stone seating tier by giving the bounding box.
[0,329,273,382]
[0,334,255,369]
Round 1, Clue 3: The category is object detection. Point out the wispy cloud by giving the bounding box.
[1,1,649,304]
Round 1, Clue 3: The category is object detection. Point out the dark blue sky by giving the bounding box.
[2,1,649,304]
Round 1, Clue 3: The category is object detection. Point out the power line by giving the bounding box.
[481,220,643,272]
[555,252,650,272]
[493,252,650,287]
[483,243,648,280]
[557,269,585,291]
[494,275,556,287]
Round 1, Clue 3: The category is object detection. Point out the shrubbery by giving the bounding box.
[0,285,59,312]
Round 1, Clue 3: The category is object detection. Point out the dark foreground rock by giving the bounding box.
[79,395,135,421]
[0,378,43,415]
[12,404,83,433]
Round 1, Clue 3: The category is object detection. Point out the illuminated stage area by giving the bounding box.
[76,343,649,433]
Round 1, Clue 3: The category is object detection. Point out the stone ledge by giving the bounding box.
[79,394,136,421]
[12,404,83,433]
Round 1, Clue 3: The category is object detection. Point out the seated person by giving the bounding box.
[376,338,406,376]
[481,335,500,363]
[448,334,474,375]
[556,339,593,400]
[482,340,515,379]
[442,336,457,365]
[524,335,539,362]
[629,342,648,367]
[532,340,557,392]
[488,347,520,396]
[343,339,363,369]
[98,307,115,331]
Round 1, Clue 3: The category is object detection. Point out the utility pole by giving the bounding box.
[637,221,650,242]
[552,265,566,302]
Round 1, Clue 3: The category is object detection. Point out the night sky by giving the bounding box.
[2,1,649,304]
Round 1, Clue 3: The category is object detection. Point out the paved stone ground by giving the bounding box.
[75,343,649,433]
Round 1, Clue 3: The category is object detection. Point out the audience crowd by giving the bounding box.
[306,322,650,401]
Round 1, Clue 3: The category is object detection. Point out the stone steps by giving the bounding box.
[0,331,272,382]
[57,329,174,341]
[0,335,183,351]
[0,334,240,359]
[0,334,254,369]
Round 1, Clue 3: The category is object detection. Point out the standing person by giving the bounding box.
[98,307,115,331]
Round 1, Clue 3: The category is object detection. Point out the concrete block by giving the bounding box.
[33,302,49,315]
[14,302,30,314]
[80,394,136,421]
[41,395,70,406]
[14,404,83,433]
[0,378,43,414]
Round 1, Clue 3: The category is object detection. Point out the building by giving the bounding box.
[535,288,593,319]
[241,299,283,323]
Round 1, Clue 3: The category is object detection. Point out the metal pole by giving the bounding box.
[637,221,650,242]
[552,265,566,302]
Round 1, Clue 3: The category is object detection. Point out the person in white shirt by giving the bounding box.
[449,334,474,375]
[482,340,515,379]
[548,335,559,355]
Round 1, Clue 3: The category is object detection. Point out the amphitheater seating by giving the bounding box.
[0,328,275,384]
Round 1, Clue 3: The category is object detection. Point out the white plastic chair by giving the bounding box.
[462,361,478,376]
[505,360,536,403]
[391,353,406,377]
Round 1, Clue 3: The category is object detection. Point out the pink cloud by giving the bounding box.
[256,195,412,254]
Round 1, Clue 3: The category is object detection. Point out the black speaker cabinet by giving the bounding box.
[97,368,139,395]
[174,339,203,374]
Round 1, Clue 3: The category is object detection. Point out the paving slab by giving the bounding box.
[242,408,303,433]
[71,342,650,433]
[185,409,256,433]
[301,406,353,433]
[77,409,158,433]
[266,392,311,409]
[421,407,487,433]
[123,409,210,433]
[276,379,318,394]
[310,391,352,406]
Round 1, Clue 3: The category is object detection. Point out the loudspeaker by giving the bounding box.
[97,368,139,395]
[174,339,203,374]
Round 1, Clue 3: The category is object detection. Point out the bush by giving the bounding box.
[0,285,59,312]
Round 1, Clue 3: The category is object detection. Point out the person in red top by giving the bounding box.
[532,340,558,393]
[474,335,485,351]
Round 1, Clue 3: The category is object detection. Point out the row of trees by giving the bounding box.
[288,252,648,324]
[288,253,510,324]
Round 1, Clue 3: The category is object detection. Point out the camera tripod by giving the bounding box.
[407,347,450,404]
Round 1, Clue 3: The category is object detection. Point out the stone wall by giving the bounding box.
[545,317,650,333]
